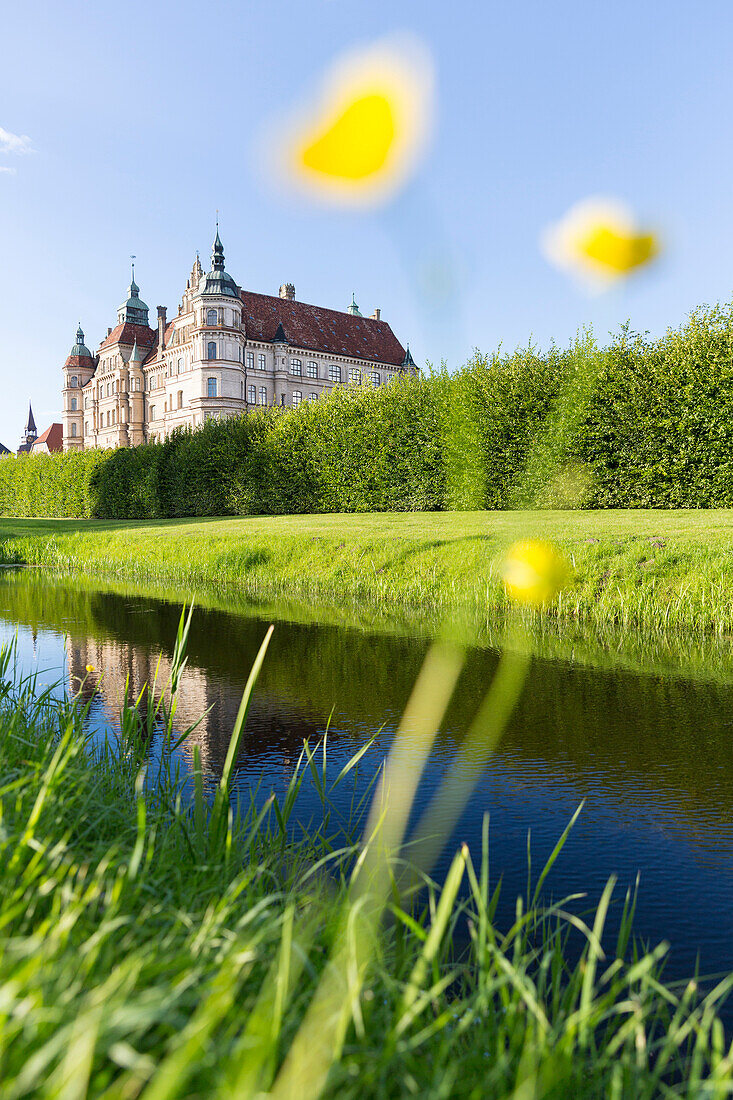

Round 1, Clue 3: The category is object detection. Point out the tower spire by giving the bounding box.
[25,402,37,439]
[212,221,225,270]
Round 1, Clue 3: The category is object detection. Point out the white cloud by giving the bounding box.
[0,166,16,175]
[0,127,33,155]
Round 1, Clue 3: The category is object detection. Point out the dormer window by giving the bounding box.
[206,309,218,327]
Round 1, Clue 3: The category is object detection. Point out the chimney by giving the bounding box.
[371,308,381,321]
[279,283,295,300]
[157,306,167,350]
[107,327,112,336]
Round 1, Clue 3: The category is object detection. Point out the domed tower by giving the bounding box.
[193,227,245,416]
[63,323,96,451]
[117,262,150,327]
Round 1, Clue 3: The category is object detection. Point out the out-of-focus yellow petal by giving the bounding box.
[274,36,433,207]
[542,198,661,290]
[85,664,95,673]
[501,540,571,607]
[299,94,395,181]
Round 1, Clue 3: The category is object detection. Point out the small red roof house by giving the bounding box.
[32,423,64,454]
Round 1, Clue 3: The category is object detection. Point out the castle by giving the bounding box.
[62,231,415,452]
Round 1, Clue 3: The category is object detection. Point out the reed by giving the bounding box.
[1,620,732,1099]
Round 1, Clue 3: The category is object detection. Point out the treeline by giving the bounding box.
[5,301,733,518]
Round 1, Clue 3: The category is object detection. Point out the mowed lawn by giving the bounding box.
[2,510,733,631]
[4,508,733,542]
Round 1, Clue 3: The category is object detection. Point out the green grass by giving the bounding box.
[3,509,733,634]
[2,627,733,1099]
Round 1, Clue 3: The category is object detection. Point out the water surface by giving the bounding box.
[2,568,733,1006]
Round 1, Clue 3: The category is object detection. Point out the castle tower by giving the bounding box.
[18,403,37,454]
[193,227,245,414]
[124,337,147,446]
[117,261,150,327]
[62,324,96,451]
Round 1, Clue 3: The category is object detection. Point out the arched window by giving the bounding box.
[329,365,341,383]
[259,387,267,405]
[248,384,256,403]
[292,390,302,406]
[258,354,266,371]
[309,393,317,402]
[70,375,78,388]
[178,359,182,374]
[206,308,218,327]
[348,368,361,384]
[178,390,183,409]
[307,362,318,379]
[71,422,77,437]
[207,342,217,360]
[369,372,380,385]
[70,397,77,411]
[150,405,156,421]
[290,358,302,376]
[207,377,217,398]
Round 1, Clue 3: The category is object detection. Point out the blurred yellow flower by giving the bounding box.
[501,540,571,607]
[275,35,433,207]
[85,664,95,674]
[542,198,660,290]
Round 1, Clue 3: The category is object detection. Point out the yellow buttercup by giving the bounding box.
[542,198,660,289]
[501,539,571,607]
[277,36,433,207]
[299,93,396,182]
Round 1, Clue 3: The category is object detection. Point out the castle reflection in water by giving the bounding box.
[65,627,330,785]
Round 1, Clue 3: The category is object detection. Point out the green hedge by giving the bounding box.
[5,301,733,518]
[0,449,106,518]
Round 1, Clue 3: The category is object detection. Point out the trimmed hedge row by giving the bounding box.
[4,301,733,518]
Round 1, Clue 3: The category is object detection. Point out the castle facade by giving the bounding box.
[61,232,415,452]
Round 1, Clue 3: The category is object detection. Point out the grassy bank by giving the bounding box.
[2,631,733,1098]
[3,509,733,634]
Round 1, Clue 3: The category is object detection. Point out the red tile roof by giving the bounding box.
[239,291,406,366]
[64,353,95,368]
[33,423,63,452]
[98,323,156,351]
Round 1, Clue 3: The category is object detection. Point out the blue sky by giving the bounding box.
[1,0,732,449]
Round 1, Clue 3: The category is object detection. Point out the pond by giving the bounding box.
[2,567,733,1011]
